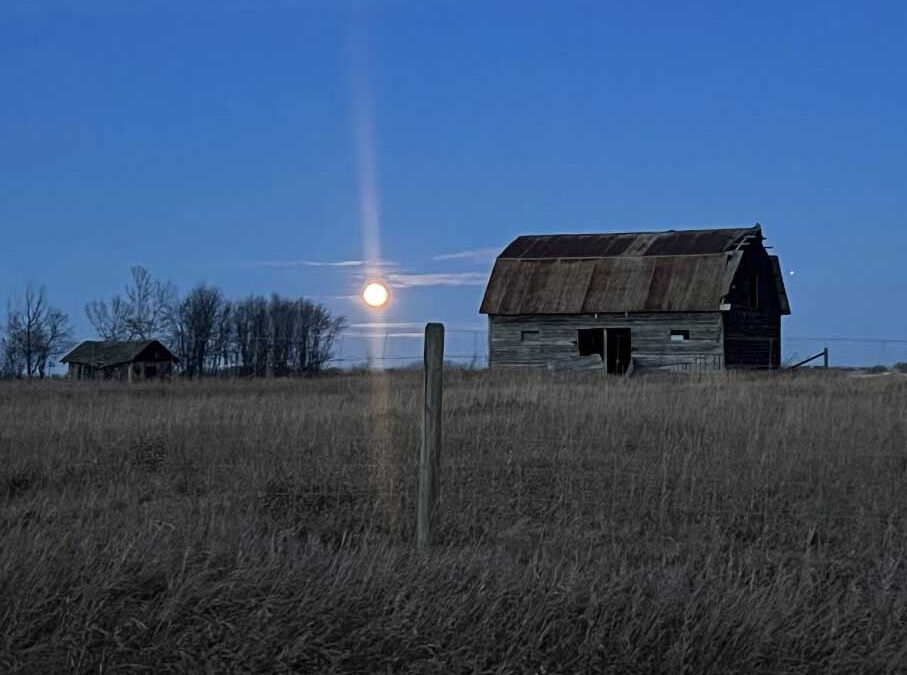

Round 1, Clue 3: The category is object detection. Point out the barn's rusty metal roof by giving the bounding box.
[498,226,759,259]
[481,226,762,315]
[61,340,177,367]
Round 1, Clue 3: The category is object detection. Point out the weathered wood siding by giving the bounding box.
[68,363,127,380]
[488,313,724,372]
[723,309,781,369]
[722,246,783,369]
[67,360,174,381]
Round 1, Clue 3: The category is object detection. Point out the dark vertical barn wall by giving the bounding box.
[723,310,781,368]
[488,313,724,371]
[722,246,784,369]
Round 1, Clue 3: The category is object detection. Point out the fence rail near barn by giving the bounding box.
[658,353,725,373]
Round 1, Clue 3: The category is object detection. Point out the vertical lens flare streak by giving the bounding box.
[352,71,381,279]
[347,11,398,535]
[348,8,387,365]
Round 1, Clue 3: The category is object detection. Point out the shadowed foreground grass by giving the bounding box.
[1,371,907,672]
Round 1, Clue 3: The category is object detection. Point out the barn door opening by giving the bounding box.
[606,328,631,375]
[577,328,605,361]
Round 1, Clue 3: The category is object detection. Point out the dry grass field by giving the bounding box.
[2,371,907,673]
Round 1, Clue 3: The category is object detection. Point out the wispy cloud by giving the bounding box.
[432,247,499,262]
[306,294,360,301]
[349,322,425,329]
[344,332,425,339]
[296,259,365,267]
[242,259,396,269]
[387,272,488,288]
[350,322,487,332]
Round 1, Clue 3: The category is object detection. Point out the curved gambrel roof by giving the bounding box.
[480,225,790,314]
[497,226,758,260]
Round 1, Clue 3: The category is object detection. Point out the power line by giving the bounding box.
[785,336,907,345]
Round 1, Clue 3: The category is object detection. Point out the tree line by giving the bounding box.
[2,267,345,379]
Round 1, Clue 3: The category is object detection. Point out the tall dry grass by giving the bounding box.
[1,371,907,672]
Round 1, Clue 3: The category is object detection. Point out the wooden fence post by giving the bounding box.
[417,322,444,551]
[823,347,829,369]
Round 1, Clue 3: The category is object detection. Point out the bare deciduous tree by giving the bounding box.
[300,299,345,373]
[2,285,74,379]
[124,266,178,339]
[233,295,270,376]
[86,267,177,341]
[85,296,130,341]
[225,294,344,376]
[173,284,225,378]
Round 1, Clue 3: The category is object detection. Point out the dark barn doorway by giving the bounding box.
[577,328,605,360]
[577,328,631,374]
[606,328,631,375]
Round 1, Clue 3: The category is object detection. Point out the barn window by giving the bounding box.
[521,330,540,342]
[670,330,690,342]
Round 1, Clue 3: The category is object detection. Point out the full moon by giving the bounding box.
[362,281,390,308]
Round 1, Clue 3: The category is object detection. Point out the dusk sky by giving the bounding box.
[3,0,906,364]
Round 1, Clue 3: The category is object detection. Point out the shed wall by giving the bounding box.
[67,360,174,381]
[488,313,724,372]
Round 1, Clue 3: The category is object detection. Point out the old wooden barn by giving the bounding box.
[480,224,791,373]
[61,340,177,381]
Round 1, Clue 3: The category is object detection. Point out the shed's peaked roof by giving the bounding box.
[480,225,765,315]
[61,340,177,367]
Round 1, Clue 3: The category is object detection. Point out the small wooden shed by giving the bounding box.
[480,224,791,373]
[61,340,177,381]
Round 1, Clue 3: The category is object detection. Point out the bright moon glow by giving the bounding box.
[362,281,390,308]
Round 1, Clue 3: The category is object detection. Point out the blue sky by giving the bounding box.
[2,0,906,364]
